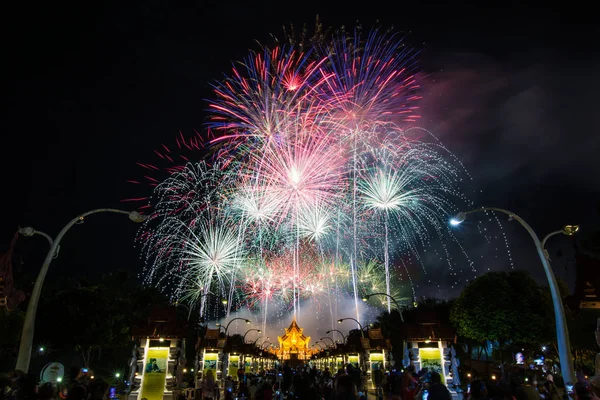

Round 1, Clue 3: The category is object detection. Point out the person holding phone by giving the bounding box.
[415,372,451,400]
[414,382,430,400]
[415,371,452,400]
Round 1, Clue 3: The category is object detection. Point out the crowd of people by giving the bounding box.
[1,369,113,400]
[185,364,600,400]
[190,363,455,400]
[192,362,368,400]
[2,365,598,400]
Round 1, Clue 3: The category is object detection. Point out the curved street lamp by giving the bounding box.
[15,208,146,373]
[261,341,273,349]
[253,336,269,346]
[220,318,251,380]
[320,337,335,347]
[450,207,577,385]
[338,317,365,338]
[223,318,251,336]
[362,292,409,322]
[542,226,580,257]
[326,329,347,343]
[243,328,261,343]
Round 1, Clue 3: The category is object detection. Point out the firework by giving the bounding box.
[134,26,507,326]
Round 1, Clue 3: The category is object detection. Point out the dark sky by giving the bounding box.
[3,0,599,294]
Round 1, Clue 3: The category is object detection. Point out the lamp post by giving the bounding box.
[320,337,335,347]
[338,318,365,338]
[220,318,250,379]
[253,336,262,347]
[243,329,261,343]
[326,329,347,343]
[362,292,408,322]
[223,318,251,336]
[15,208,146,373]
[253,336,269,346]
[450,207,577,385]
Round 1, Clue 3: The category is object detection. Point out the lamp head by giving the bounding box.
[562,225,579,236]
[449,212,467,226]
[18,226,36,236]
[221,299,228,305]
[337,319,343,324]
[361,296,369,302]
[129,211,148,223]
[257,329,261,333]
[245,319,251,324]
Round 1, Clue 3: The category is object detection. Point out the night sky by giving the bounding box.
[3,0,599,298]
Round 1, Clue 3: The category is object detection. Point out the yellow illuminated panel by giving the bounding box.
[228,355,240,380]
[140,348,168,400]
[348,355,359,368]
[370,352,384,372]
[419,348,444,381]
[203,352,218,375]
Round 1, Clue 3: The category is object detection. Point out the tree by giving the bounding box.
[451,271,549,347]
[34,271,169,370]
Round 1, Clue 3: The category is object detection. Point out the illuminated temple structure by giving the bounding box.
[277,318,313,365]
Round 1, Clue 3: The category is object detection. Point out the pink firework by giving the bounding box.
[208,45,331,147]
[245,128,347,224]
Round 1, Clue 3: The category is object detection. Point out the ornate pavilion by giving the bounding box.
[277,318,313,365]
